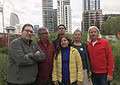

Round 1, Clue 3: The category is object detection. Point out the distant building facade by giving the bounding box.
[82,0,103,31]
[33,25,39,33]
[53,9,57,32]
[83,0,100,10]
[5,12,20,34]
[42,0,55,32]
[57,0,72,33]
[0,0,20,33]
[10,13,19,26]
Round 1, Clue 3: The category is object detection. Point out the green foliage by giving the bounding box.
[81,32,88,43]
[49,32,73,42]
[0,47,8,54]
[0,48,8,85]
[111,41,120,81]
[0,33,120,85]
[101,16,120,35]
[49,32,88,42]
[49,32,58,41]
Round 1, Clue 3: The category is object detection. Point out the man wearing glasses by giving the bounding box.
[7,24,46,85]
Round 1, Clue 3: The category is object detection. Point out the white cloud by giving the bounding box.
[9,0,42,26]
[102,0,120,14]
[71,0,82,30]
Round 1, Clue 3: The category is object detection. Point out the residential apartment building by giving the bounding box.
[42,0,54,32]
[82,0,103,31]
[57,0,72,33]
[53,9,57,32]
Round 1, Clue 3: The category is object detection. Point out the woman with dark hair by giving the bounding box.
[52,36,83,85]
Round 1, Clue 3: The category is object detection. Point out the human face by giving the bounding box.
[58,26,65,35]
[73,31,82,42]
[89,27,99,41]
[22,26,33,40]
[41,31,49,41]
[61,37,69,48]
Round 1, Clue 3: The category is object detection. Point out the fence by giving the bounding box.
[0,33,21,47]
[0,33,9,47]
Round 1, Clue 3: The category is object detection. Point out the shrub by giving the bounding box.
[0,47,8,54]
[0,53,8,85]
[111,41,120,82]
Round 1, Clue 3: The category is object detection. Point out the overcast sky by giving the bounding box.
[8,0,120,30]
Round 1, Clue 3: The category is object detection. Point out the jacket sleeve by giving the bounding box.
[105,40,115,77]
[83,45,91,73]
[30,44,46,62]
[75,49,84,82]
[52,57,57,81]
[9,40,36,66]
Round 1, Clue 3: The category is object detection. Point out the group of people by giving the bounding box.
[6,24,115,85]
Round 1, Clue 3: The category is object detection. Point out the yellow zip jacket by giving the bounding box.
[52,47,83,83]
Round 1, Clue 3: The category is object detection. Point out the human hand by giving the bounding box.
[53,81,59,85]
[25,53,33,59]
[77,81,82,85]
[34,50,40,55]
[34,49,46,58]
[107,75,113,81]
[33,50,46,61]
[88,71,92,79]
[34,50,43,57]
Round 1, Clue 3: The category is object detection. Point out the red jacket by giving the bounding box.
[87,38,114,76]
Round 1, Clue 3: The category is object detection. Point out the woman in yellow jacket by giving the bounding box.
[52,36,83,85]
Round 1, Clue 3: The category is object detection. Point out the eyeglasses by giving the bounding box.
[24,29,33,33]
[59,27,65,29]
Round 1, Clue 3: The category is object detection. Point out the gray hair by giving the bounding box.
[87,26,102,41]
[73,29,82,35]
[37,27,49,38]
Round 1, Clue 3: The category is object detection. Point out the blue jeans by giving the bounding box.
[92,73,108,85]
[58,81,77,85]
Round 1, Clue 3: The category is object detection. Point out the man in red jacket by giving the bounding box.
[87,26,114,85]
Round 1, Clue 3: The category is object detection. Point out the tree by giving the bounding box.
[101,16,120,35]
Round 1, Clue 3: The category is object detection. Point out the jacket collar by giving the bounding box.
[88,38,101,45]
[20,37,32,46]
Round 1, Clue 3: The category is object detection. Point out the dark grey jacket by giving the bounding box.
[7,37,46,84]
